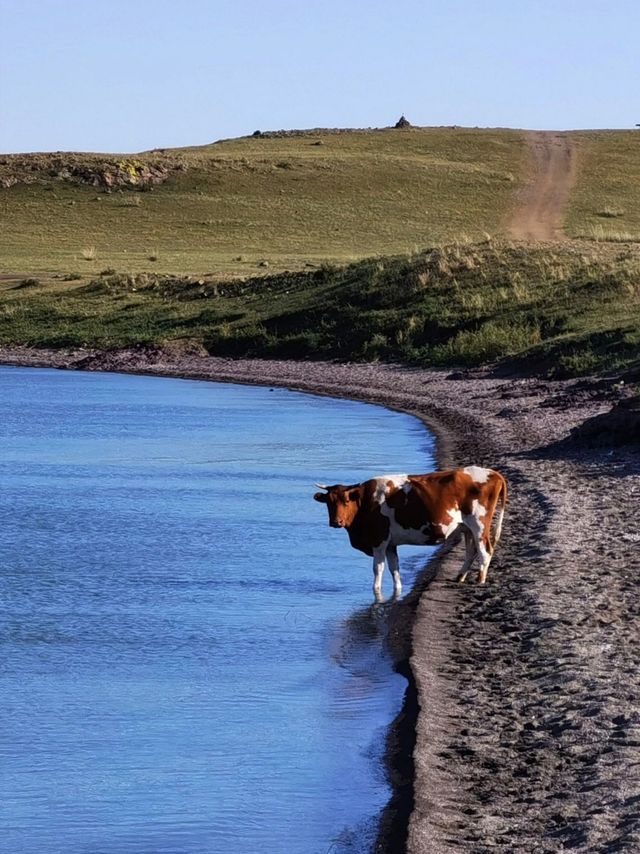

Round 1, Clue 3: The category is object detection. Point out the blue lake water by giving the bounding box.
[0,366,434,854]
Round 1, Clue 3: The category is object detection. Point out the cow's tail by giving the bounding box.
[492,475,508,549]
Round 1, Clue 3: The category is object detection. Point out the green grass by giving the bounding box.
[2,240,639,377]
[566,131,640,242]
[0,128,525,275]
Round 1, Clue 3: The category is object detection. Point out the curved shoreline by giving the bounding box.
[3,347,640,852]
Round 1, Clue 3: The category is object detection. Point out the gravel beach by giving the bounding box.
[3,346,639,853]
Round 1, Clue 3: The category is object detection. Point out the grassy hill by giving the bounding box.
[1,126,639,376]
[0,128,525,276]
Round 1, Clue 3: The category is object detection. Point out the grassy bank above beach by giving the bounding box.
[2,240,639,377]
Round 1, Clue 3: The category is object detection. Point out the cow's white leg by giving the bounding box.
[386,544,402,598]
[456,529,477,584]
[462,509,492,584]
[372,548,386,602]
[477,543,492,585]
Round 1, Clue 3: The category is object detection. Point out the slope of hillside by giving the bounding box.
[0,128,525,275]
[2,240,639,377]
[565,131,640,241]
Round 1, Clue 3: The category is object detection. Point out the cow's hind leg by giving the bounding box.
[456,529,477,584]
[372,548,386,602]
[386,544,402,598]
[462,515,493,584]
[477,539,492,584]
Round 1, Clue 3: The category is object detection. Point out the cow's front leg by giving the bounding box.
[372,548,386,602]
[386,544,402,598]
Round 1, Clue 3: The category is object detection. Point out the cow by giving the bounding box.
[313,466,507,601]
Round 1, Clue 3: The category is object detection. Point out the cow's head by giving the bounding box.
[313,483,362,528]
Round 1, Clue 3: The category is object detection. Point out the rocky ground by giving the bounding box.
[2,346,639,852]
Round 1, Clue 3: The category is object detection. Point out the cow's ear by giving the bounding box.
[348,489,361,503]
[314,492,328,503]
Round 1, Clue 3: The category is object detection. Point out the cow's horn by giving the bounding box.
[314,482,329,489]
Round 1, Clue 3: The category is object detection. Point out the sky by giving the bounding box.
[1,0,638,153]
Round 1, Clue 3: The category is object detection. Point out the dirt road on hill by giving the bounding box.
[509,131,576,241]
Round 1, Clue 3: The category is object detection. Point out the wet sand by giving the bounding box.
[3,346,639,852]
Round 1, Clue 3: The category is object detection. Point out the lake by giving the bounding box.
[0,366,435,854]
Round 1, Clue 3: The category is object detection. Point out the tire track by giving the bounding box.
[509,131,577,241]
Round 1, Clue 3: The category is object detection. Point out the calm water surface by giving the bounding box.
[0,367,434,854]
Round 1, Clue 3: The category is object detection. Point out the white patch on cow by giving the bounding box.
[372,474,409,505]
[472,498,487,519]
[463,465,491,484]
[462,499,487,537]
[439,507,462,539]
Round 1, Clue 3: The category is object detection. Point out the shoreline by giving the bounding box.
[3,346,640,852]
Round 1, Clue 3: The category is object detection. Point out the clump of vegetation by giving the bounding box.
[579,224,640,243]
[597,207,625,218]
[121,194,143,207]
[13,277,40,290]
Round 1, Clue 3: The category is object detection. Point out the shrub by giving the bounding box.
[553,351,602,377]
[597,207,625,218]
[432,321,541,365]
[13,277,40,290]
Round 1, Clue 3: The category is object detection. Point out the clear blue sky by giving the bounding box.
[1,0,638,153]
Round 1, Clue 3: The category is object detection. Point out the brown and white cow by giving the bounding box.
[314,467,507,600]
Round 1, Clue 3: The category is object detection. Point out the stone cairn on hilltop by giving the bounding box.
[394,115,412,128]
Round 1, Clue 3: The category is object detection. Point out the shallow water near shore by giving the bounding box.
[0,366,434,854]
